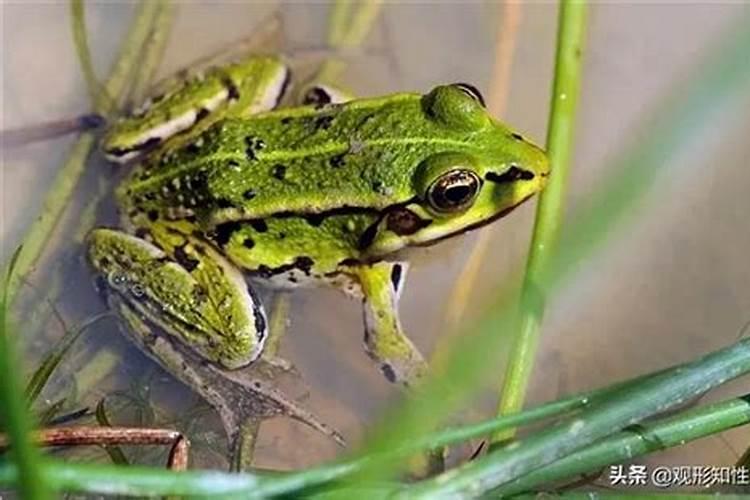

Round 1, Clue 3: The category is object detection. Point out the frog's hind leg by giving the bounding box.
[87,227,267,369]
[354,261,427,386]
[108,293,345,453]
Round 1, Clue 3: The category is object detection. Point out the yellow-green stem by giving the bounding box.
[494,0,587,442]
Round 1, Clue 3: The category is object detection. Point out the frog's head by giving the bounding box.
[360,84,549,256]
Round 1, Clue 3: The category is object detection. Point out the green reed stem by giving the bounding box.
[402,338,750,498]
[5,0,161,304]
[496,393,750,496]
[494,0,587,442]
[70,0,106,109]
[233,366,671,496]
[317,0,382,85]
[129,0,175,105]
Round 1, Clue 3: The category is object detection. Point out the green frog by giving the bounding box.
[88,54,549,389]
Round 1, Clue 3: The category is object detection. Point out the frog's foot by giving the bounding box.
[88,227,267,369]
[109,294,345,452]
[355,261,428,386]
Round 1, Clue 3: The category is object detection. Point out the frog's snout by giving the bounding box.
[528,142,551,179]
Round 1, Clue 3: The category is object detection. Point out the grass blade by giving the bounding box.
[1,249,50,499]
[94,400,130,465]
[25,313,108,406]
[496,393,750,496]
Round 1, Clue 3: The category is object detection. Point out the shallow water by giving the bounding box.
[2,1,750,478]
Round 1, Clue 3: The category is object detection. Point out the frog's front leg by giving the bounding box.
[354,261,427,386]
[87,227,267,369]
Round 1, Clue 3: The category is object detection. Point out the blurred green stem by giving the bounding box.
[495,0,587,442]
[316,0,382,85]
[1,251,51,499]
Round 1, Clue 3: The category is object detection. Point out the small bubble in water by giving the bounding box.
[110,272,127,286]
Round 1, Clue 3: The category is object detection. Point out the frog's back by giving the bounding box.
[122,93,468,225]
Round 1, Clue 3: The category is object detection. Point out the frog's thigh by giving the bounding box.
[88,228,267,369]
[354,261,427,385]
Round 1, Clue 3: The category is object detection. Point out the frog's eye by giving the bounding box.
[427,169,482,213]
[452,83,485,107]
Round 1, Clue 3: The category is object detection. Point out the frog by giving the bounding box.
[88,54,549,390]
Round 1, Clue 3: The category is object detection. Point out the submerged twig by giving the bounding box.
[0,426,190,471]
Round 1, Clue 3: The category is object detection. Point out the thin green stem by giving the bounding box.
[316,0,382,85]
[129,1,175,105]
[5,1,161,304]
[255,366,674,496]
[497,394,750,496]
[495,0,587,441]
[0,459,265,497]
[70,0,107,109]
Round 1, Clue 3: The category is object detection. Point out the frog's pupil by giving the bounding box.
[445,185,471,204]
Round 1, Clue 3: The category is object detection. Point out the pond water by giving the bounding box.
[2,1,749,476]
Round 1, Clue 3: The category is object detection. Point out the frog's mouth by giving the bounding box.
[358,189,537,261]
[412,192,536,248]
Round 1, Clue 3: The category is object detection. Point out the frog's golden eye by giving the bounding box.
[452,83,485,107]
[427,169,482,213]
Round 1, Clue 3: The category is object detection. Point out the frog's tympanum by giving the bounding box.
[89,55,549,388]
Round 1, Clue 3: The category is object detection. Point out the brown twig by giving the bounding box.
[0,426,190,471]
